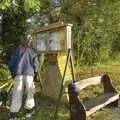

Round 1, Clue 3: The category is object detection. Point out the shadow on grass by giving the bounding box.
[0,107,9,120]
[32,92,70,120]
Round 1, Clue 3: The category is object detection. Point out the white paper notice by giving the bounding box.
[50,32,60,51]
[36,33,48,51]
[37,40,46,51]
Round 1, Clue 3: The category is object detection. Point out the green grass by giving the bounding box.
[1,64,120,120]
[31,93,69,120]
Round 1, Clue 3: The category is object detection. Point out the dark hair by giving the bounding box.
[20,35,32,46]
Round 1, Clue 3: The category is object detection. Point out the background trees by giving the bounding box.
[60,0,120,66]
[0,0,120,66]
[0,0,49,63]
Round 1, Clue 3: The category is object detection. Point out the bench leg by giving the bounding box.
[70,104,86,120]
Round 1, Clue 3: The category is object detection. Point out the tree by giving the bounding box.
[60,0,120,66]
[0,0,49,63]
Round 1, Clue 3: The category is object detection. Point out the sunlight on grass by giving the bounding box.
[1,64,120,120]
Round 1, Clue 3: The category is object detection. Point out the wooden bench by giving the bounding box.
[68,74,119,120]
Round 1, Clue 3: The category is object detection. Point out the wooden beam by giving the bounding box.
[33,23,72,34]
[75,76,102,90]
[0,81,12,90]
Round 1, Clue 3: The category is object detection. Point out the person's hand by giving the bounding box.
[11,72,15,79]
[34,72,38,82]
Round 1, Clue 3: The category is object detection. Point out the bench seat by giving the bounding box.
[84,93,119,116]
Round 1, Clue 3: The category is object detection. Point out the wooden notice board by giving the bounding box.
[32,23,73,99]
[32,23,72,53]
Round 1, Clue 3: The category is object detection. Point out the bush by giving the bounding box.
[0,64,10,80]
[60,0,120,66]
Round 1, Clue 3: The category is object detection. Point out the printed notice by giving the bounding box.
[49,32,60,51]
[36,33,48,51]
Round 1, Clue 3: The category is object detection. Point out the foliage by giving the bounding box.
[0,63,10,80]
[0,0,49,63]
[60,0,120,66]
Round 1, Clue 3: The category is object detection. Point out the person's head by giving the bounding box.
[20,35,32,46]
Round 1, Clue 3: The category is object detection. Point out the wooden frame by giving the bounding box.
[32,23,72,53]
[68,74,119,120]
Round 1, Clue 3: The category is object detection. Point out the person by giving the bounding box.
[8,36,39,120]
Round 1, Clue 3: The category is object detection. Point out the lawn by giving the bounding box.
[0,64,120,120]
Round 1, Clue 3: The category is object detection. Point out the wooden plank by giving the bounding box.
[0,81,11,90]
[33,23,72,34]
[75,76,102,90]
[7,82,13,92]
[83,93,119,116]
[0,102,2,105]
[0,102,2,107]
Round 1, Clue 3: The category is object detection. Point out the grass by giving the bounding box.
[88,108,120,120]
[31,93,69,120]
[1,64,120,120]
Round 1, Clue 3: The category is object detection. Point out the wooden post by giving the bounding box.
[101,74,119,107]
[68,84,86,120]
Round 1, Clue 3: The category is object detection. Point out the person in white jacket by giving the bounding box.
[8,36,39,120]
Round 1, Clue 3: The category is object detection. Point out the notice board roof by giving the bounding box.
[33,22,73,34]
